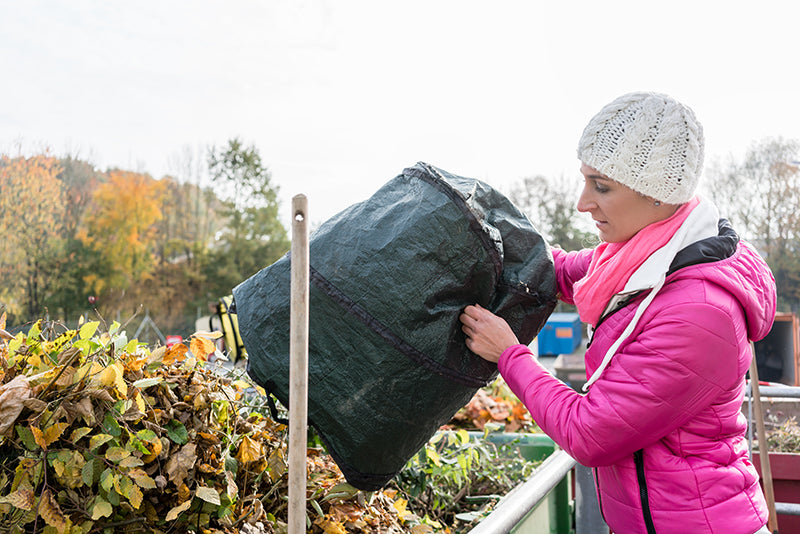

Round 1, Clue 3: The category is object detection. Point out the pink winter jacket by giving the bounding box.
[499,220,776,534]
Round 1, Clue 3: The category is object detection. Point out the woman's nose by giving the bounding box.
[576,185,593,213]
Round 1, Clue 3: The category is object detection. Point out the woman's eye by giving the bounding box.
[594,182,609,193]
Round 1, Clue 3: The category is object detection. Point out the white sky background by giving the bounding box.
[2,0,799,229]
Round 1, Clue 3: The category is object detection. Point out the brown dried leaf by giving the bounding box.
[147,345,167,365]
[39,488,68,533]
[164,442,196,487]
[57,346,82,366]
[54,365,77,387]
[0,488,35,510]
[22,397,48,414]
[225,470,238,499]
[74,396,96,426]
[88,388,115,403]
[198,431,221,446]
[0,375,32,436]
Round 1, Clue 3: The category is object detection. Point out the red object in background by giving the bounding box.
[166,335,183,347]
[87,296,97,305]
[754,452,800,532]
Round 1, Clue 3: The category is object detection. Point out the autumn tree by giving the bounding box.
[79,170,165,317]
[206,139,289,299]
[48,157,106,320]
[509,174,597,251]
[704,137,800,311]
[0,153,65,320]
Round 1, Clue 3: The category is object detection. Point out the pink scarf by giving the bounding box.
[573,197,700,326]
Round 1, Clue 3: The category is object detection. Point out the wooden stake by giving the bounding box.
[750,342,779,533]
[288,195,310,534]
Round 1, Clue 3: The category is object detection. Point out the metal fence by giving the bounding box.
[746,384,800,517]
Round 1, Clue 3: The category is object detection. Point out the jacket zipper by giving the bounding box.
[593,467,607,524]
[634,449,657,534]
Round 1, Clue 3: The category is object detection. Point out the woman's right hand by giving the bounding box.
[459,304,519,363]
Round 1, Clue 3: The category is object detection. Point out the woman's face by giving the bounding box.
[577,164,678,243]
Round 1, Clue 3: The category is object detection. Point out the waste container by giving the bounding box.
[538,313,582,356]
[754,312,799,386]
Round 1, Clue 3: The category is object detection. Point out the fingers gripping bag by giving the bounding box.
[233,162,557,490]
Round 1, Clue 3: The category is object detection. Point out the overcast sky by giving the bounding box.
[2,1,799,228]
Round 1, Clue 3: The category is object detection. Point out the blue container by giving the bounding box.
[538,313,582,356]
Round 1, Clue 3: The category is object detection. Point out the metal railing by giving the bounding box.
[746,383,800,517]
[467,450,577,534]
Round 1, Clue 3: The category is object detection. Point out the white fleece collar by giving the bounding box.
[583,197,720,392]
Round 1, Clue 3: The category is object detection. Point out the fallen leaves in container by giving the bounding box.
[0,316,410,533]
[447,386,534,433]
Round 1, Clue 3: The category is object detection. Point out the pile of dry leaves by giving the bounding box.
[0,315,416,534]
[446,382,534,434]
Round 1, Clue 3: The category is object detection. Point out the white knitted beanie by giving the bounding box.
[577,92,704,205]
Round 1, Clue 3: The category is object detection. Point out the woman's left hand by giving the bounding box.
[459,304,520,363]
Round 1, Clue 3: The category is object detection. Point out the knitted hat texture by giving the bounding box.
[577,92,704,204]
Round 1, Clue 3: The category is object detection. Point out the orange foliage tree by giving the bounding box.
[0,154,65,319]
[79,170,165,317]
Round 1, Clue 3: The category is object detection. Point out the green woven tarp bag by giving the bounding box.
[233,162,557,490]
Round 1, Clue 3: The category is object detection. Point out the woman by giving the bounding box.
[460,92,776,534]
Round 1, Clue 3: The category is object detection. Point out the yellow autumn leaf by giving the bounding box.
[316,517,348,534]
[91,498,113,520]
[75,361,103,385]
[97,365,116,387]
[165,499,192,521]
[393,498,412,521]
[95,362,128,398]
[128,468,157,490]
[30,426,47,449]
[43,422,69,447]
[141,436,163,463]
[105,446,131,463]
[115,474,144,508]
[195,485,221,506]
[89,433,114,451]
[79,321,100,340]
[123,354,149,372]
[267,447,287,482]
[163,343,188,366]
[134,391,146,414]
[13,458,38,490]
[69,427,93,443]
[232,379,252,391]
[118,455,144,469]
[43,329,76,355]
[127,483,144,509]
[189,336,215,361]
[52,450,85,489]
[235,435,263,465]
